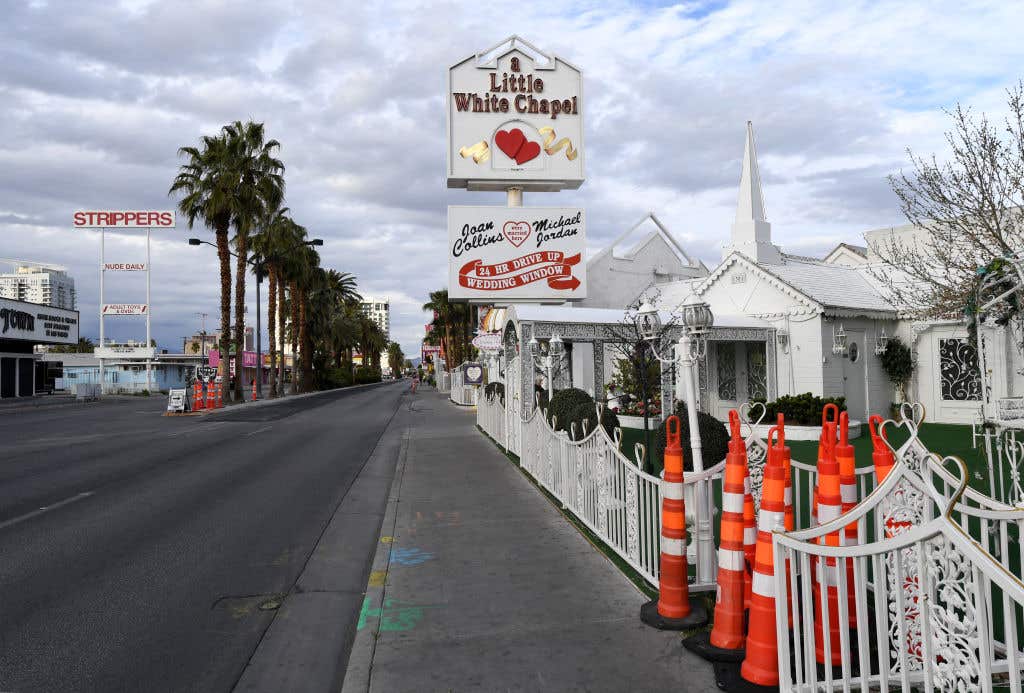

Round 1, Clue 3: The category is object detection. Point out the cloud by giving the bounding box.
[1,0,1020,357]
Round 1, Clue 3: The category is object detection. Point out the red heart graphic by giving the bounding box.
[502,221,531,247]
[495,129,526,160]
[515,140,541,164]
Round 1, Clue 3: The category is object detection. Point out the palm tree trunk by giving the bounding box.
[233,233,248,402]
[290,280,300,394]
[277,275,286,395]
[267,265,278,398]
[216,227,232,394]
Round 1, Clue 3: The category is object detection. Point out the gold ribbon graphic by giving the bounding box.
[459,140,490,163]
[539,127,578,161]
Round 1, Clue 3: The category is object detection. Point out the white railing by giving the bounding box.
[436,370,451,393]
[478,392,724,590]
[773,412,1024,692]
[449,364,479,406]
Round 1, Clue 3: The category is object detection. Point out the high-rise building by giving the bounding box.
[359,296,391,341]
[0,260,77,309]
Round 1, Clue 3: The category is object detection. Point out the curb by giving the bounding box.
[339,401,414,693]
[200,380,398,417]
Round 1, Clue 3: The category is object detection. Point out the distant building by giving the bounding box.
[360,296,391,341]
[0,260,77,309]
[184,327,253,356]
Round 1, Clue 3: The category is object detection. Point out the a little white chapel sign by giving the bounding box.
[447,36,584,191]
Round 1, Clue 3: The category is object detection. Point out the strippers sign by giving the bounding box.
[448,206,585,301]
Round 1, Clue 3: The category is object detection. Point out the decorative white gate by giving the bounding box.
[505,355,522,456]
[772,412,1024,692]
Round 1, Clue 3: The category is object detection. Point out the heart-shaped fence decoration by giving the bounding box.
[502,220,531,247]
[465,366,482,382]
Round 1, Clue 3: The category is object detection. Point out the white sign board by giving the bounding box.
[102,303,148,315]
[103,262,148,271]
[448,206,585,301]
[95,346,156,359]
[472,332,503,352]
[0,297,79,344]
[167,388,187,413]
[74,211,176,228]
[448,38,584,191]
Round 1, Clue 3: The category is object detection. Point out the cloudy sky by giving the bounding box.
[2,0,1020,355]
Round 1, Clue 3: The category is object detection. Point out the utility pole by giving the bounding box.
[194,312,208,357]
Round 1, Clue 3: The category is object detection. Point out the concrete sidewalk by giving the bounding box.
[342,390,717,693]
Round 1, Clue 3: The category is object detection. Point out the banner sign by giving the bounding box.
[74,211,176,228]
[0,297,79,344]
[102,303,147,315]
[463,362,485,385]
[447,38,584,191]
[472,332,503,352]
[195,365,217,382]
[448,206,585,301]
[103,262,147,271]
[95,346,155,359]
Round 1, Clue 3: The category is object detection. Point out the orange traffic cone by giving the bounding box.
[215,381,223,408]
[684,411,747,661]
[868,414,895,483]
[193,381,204,411]
[252,380,257,402]
[205,381,215,410]
[774,415,793,532]
[743,464,757,610]
[836,412,859,628]
[813,423,845,666]
[641,416,708,630]
[812,403,840,526]
[737,439,788,688]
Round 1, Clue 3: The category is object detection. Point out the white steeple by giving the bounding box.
[724,121,781,264]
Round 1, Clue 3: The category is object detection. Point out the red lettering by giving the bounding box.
[73,211,85,226]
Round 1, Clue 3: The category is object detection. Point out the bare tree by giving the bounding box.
[871,82,1024,320]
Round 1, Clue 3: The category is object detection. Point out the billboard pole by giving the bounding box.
[146,228,152,393]
[99,226,105,394]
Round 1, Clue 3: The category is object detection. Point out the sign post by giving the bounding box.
[76,210,175,394]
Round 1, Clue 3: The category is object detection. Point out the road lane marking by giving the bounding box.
[0,491,95,531]
[244,426,273,437]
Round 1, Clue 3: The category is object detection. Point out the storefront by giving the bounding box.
[0,296,79,398]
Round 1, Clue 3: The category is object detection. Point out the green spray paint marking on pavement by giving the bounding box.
[357,597,441,632]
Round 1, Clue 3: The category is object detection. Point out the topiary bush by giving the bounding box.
[654,401,730,472]
[484,381,505,404]
[547,388,594,429]
[878,337,913,401]
[564,400,620,439]
[752,392,846,426]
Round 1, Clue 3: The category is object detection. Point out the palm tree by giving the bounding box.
[387,342,404,376]
[226,121,284,402]
[170,121,283,401]
[250,206,291,398]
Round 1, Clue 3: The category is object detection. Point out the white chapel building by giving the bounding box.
[642,122,1021,425]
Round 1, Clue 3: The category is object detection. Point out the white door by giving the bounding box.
[842,330,867,421]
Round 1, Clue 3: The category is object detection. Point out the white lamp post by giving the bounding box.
[528,335,566,400]
[638,296,715,584]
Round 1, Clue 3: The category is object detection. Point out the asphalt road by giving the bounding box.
[0,382,407,693]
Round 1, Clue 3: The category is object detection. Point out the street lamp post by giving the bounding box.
[528,335,566,402]
[189,237,322,400]
[638,296,715,585]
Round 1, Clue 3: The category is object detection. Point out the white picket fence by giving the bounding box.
[478,390,724,590]
[449,365,479,406]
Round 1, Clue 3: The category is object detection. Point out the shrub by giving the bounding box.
[752,392,846,426]
[546,387,619,439]
[484,381,505,404]
[354,365,381,385]
[565,400,620,439]
[878,337,913,401]
[654,401,730,471]
[547,388,594,429]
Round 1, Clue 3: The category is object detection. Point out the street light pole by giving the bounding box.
[638,297,715,586]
